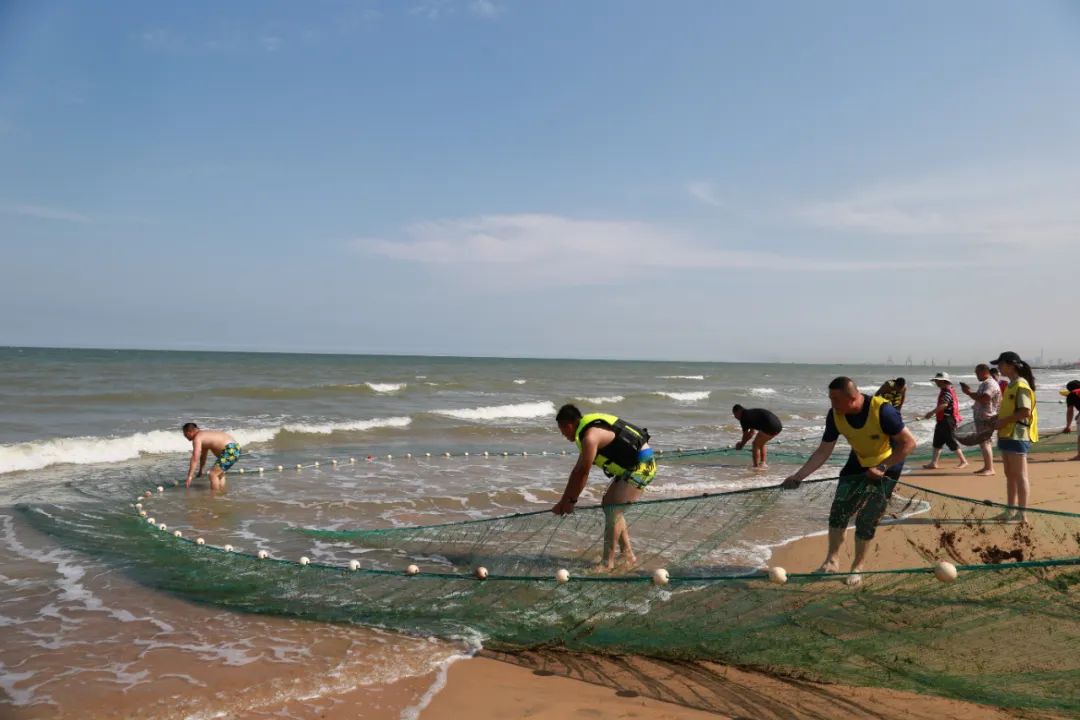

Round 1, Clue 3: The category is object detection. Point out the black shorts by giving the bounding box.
[932,417,958,451]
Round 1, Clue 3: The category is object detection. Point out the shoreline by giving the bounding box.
[422,447,1080,719]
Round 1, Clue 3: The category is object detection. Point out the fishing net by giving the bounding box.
[954,418,997,446]
[17,432,1080,714]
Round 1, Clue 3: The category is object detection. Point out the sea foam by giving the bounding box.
[430,401,555,421]
[653,391,711,403]
[365,382,406,393]
[0,418,411,474]
[575,395,625,404]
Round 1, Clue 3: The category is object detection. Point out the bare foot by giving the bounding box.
[957,461,969,468]
[815,559,840,574]
[618,554,638,569]
[845,573,863,587]
[922,463,939,470]
[1071,455,1080,461]
[1016,513,1028,524]
[590,563,616,573]
[991,511,1018,523]
[973,468,994,476]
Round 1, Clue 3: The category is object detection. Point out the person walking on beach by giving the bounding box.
[182,423,241,491]
[992,352,1039,522]
[732,405,783,469]
[781,378,917,586]
[1060,380,1080,460]
[921,372,967,470]
[991,367,1008,396]
[552,404,656,571]
[875,377,907,410]
[960,364,1001,476]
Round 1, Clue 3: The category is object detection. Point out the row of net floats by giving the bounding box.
[129,485,962,587]
[226,446,717,475]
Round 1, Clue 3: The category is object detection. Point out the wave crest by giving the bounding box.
[575,396,625,404]
[653,391,711,403]
[430,401,555,421]
[0,418,412,474]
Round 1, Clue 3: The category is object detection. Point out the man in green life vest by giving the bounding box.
[553,404,657,571]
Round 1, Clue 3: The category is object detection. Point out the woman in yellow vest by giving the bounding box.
[991,351,1039,523]
[552,404,656,571]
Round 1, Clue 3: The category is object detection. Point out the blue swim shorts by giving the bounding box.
[214,442,242,471]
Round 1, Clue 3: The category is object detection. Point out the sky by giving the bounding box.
[2,0,1079,364]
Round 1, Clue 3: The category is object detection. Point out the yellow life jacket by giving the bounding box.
[575,413,649,478]
[999,378,1039,442]
[878,382,904,409]
[832,395,892,468]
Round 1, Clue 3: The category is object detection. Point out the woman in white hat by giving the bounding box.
[921,372,967,470]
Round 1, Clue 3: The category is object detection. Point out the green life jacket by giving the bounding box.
[575,413,650,478]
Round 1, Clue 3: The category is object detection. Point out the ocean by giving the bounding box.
[1,347,1073,718]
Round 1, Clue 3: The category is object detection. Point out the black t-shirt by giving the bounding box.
[740,408,782,434]
[1068,391,1080,411]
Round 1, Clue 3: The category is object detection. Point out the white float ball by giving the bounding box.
[555,568,570,583]
[314,461,319,467]
[258,550,269,560]
[258,467,264,473]
[934,560,958,583]
[463,452,469,457]
[444,452,451,458]
[157,486,164,493]
[135,503,142,510]
[158,523,167,531]
[223,544,234,552]
[147,517,155,524]
[406,564,420,576]
[425,452,431,458]
[238,468,244,474]
[387,454,392,460]
[652,568,670,586]
[196,537,205,545]
[331,459,338,465]
[768,567,788,584]
[349,559,360,571]
[295,464,302,470]
[277,465,284,472]
[144,491,153,498]
[350,457,356,464]
[173,530,182,538]
[139,510,147,517]
[299,556,310,566]
[406,453,412,459]
[474,566,488,580]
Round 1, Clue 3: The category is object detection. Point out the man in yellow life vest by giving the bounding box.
[553,404,657,571]
[781,377,918,585]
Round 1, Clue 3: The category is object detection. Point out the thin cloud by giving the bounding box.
[468,0,502,19]
[687,181,724,208]
[350,213,951,287]
[1,203,91,224]
[797,167,1080,248]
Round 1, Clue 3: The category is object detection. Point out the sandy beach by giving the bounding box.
[424,445,1080,719]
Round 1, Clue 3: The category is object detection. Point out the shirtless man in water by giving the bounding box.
[182,423,241,491]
